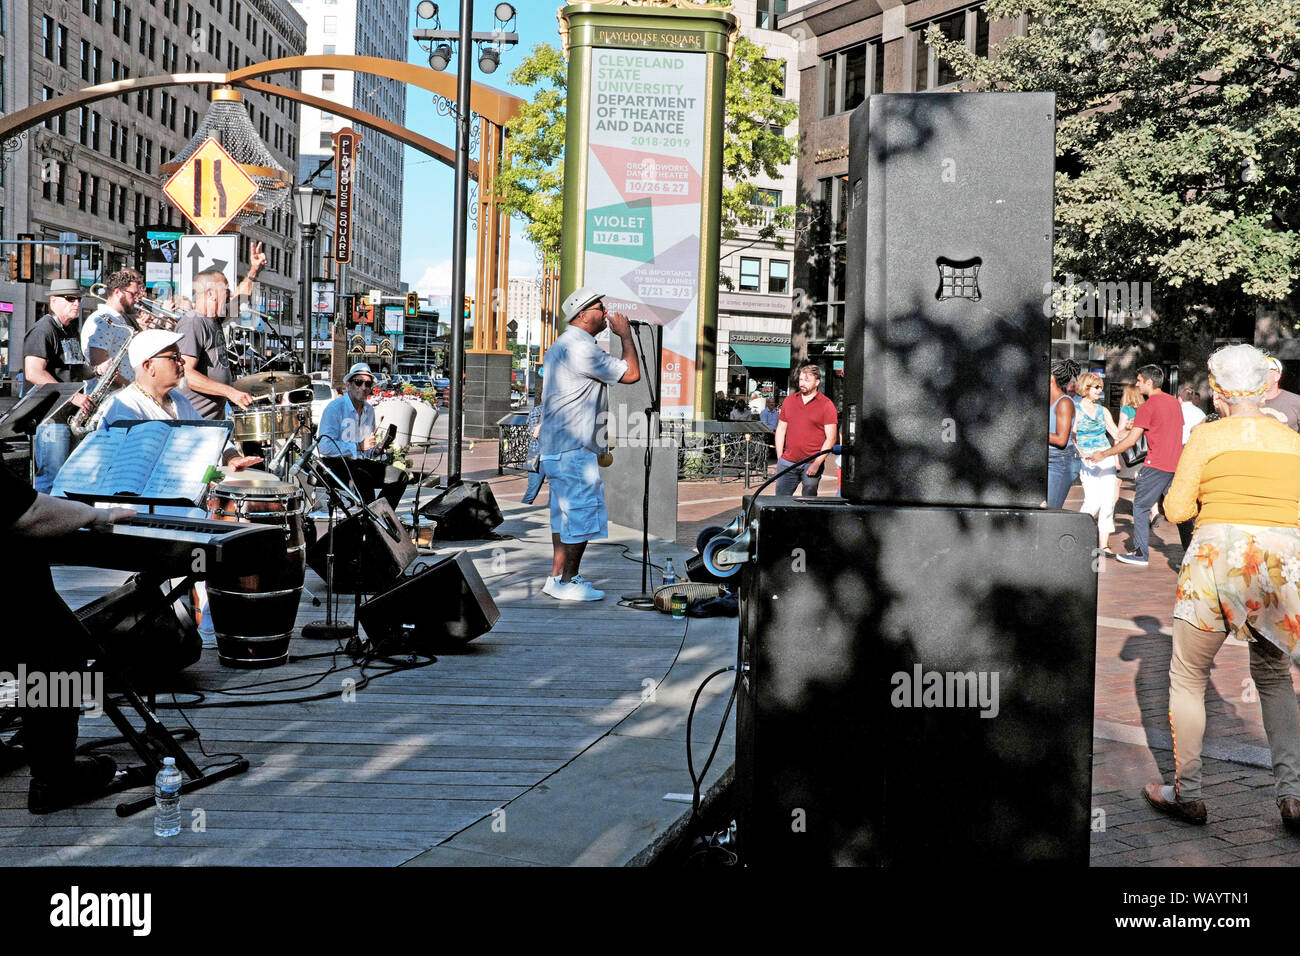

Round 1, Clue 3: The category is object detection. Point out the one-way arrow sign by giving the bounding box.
[179,234,238,308]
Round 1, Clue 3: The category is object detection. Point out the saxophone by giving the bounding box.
[69,308,178,438]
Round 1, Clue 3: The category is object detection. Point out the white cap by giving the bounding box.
[560,286,604,323]
[128,329,183,369]
[344,362,374,382]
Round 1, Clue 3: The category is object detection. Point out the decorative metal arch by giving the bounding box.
[0,55,525,350]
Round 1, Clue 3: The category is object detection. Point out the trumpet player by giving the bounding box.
[80,269,145,395]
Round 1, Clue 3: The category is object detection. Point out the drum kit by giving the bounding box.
[229,370,315,460]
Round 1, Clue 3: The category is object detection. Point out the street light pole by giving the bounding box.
[300,222,317,375]
[446,0,474,485]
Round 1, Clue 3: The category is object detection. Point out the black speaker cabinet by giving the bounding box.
[307,498,418,593]
[419,480,504,540]
[842,93,1056,508]
[736,499,1096,866]
[359,551,500,648]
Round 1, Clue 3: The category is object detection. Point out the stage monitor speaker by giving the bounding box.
[359,551,500,648]
[307,498,418,593]
[735,499,1096,866]
[842,93,1056,508]
[419,480,504,540]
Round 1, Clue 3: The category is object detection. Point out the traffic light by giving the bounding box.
[405,291,419,318]
[463,296,472,319]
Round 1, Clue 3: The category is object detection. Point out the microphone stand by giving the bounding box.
[300,449,363,643]
[621,322,664,609]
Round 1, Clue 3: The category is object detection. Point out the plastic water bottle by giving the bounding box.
[662,558,677,587]
[154,757,182,837]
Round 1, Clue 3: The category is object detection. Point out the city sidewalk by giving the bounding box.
[479,443,1300,864]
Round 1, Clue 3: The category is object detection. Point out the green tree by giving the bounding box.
[498,37,799,272]
[928,0,1300,345]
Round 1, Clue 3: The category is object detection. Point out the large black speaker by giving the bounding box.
[307,498,418,593]
[842,93,1056,507]
[736,499,1096,866]
[358,551,500,648]
[419,480,504,540]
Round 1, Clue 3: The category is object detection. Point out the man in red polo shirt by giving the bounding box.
[1088,364,1191,565]
[774,362,838,496]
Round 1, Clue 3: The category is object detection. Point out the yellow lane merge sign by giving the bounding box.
[163,137,258,236]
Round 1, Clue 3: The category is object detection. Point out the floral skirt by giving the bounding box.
[1174,523,1300,657]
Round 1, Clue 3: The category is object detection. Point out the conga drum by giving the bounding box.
[206,477,307,667]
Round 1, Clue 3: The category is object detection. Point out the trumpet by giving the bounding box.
[88,283,188,327]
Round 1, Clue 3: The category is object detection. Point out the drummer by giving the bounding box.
[176,248,266,420]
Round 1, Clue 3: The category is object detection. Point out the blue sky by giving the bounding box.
[399,4,556,299]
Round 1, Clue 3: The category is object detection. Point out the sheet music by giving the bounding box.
[50,428,125,498]
[140,426,226,501]
[103,421,173,495]
[52,420,230,505]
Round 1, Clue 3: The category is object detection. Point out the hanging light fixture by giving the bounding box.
[157,87,292,225]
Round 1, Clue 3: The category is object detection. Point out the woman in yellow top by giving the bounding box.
[1141,345,1300,833]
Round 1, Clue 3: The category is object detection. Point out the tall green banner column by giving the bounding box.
[558,1,737,422]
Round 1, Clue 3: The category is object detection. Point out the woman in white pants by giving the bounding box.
[1072,372,1122,554]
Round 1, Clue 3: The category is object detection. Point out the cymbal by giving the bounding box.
[234,371,310,396]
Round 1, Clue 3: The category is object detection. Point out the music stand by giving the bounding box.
[0,382,86,441]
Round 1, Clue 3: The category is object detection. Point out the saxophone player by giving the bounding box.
[80,269,145,395]
[22,279,90,492]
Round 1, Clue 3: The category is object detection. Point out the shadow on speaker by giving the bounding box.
[358,551,500,652]
[306,498,418,593]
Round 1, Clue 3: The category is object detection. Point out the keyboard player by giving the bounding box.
[97,328,261,647]
[98,328,261,472]
[0,465,135,813]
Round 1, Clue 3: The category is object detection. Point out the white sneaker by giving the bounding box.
[542,575,560,597]
[548,576,605,601]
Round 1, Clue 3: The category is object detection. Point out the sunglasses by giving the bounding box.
[351,379,374,387]
[151,353,184,365]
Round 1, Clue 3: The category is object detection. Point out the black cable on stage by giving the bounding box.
[685,663,739,830]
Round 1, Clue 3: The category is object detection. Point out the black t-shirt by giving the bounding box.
[22,315,88,383]
[176,311,233,420]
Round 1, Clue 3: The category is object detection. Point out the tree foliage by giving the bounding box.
[927,0,1300,344]
[498,37,799,268]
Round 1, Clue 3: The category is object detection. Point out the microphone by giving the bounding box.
[627,318,653,327]
[289,434,321,478]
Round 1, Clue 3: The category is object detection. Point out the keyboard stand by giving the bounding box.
[75,572,250,816]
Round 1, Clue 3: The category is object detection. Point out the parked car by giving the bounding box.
[310,381,336,428]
